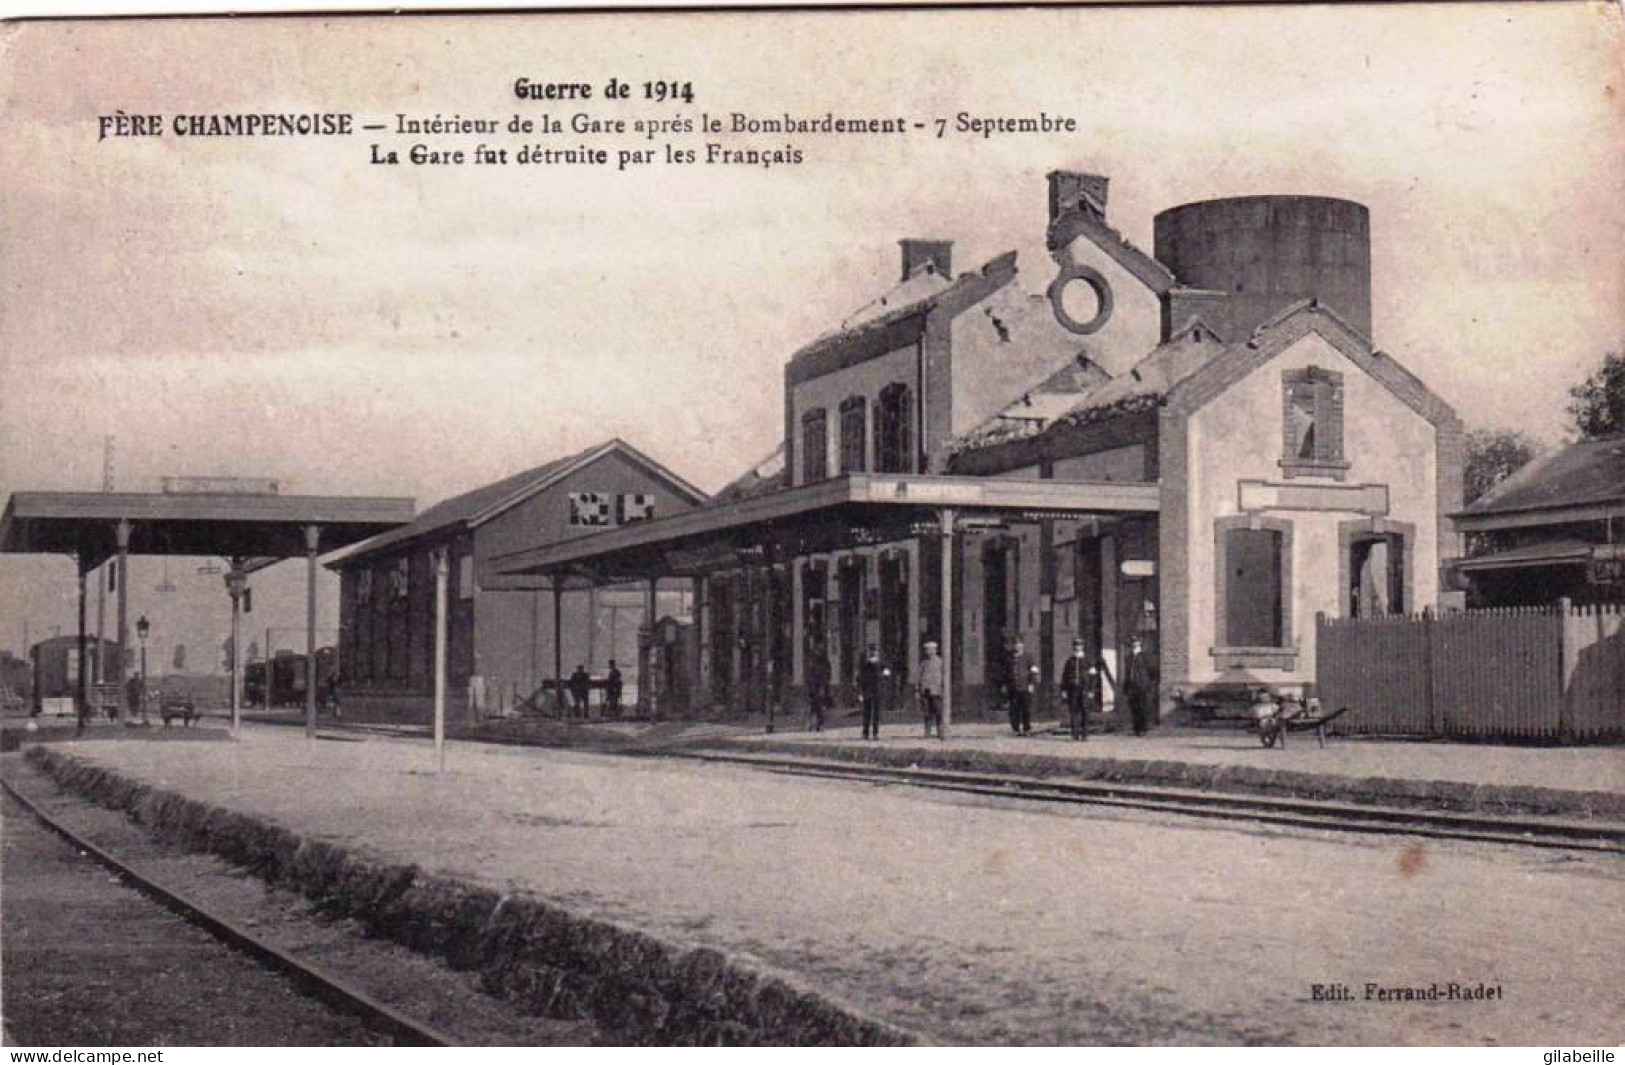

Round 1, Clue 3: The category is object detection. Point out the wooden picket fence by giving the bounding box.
[1316,601,1624,742]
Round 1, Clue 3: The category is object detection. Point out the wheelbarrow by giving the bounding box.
[1252,694,1348,749]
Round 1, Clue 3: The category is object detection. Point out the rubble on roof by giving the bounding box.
[948,319,1224,457]
[791,252,1018,365]
[947,351,1113,453]
[838,264,953,332]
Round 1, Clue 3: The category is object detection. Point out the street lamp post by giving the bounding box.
[226,568,246,736]
[135,614,150,724]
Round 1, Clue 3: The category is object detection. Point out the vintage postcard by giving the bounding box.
[1,2,1621,1050]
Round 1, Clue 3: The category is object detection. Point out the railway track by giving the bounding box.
[1,777,453,1048]
[242,719,1624,854]
[667,748,1625,854]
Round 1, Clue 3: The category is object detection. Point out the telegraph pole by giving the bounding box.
[226,564,246,737]
[95,435,113,685]
[938,508,956,740]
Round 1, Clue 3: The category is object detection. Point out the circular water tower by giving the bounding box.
[1153,196,1372,341]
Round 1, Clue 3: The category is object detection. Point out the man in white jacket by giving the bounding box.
[918,640,944,738]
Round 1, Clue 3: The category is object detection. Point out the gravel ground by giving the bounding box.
[19,730,1624,1045]
[1,791,380,1046]
[1,763,597,1046]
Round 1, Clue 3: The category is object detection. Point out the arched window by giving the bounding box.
[875,382,914,473]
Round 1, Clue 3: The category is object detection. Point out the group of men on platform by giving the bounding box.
[562,660,623,719]
[1005,635,1157,740]
[806,632,1158,740]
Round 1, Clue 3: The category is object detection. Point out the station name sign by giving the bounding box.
[161,476,280,496]
[865,479,985,505]
[1238,480,1389,517]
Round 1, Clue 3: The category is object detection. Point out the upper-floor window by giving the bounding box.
[1281,366,1348,479]
[801,408,828,483]
[875,382,914,473]
[839,396,867,474]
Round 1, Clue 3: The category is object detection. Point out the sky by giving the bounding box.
[1,2,1621,664]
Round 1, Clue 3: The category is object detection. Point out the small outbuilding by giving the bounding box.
[1454,435,1625,606]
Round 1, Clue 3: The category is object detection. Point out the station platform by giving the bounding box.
[233,703,1625,819]
[7,725,1622,1045]
[711,716,1625,818]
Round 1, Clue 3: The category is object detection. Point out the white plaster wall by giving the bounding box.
[1184,332,1440,686]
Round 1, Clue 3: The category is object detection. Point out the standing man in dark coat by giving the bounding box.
[604,660,623,719]
[858,645,888,740]
[568,664,591,719]
[1123,636,1159,736]
[1059,638,1093,741]
[125,672,145,724]
[1061,638,1116,740]
[1005,638,1038,736]
[805,640,830,732]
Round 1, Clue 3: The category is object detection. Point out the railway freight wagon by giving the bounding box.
[246,647,338,709]
[30,635,122,713]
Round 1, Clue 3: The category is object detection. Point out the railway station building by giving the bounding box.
[327,439,706,722]
[492,171,1465,724]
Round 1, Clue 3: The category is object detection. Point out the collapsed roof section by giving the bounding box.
[947,317,1225,464]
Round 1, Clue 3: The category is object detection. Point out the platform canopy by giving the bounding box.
[0,490,415,567]
[490,471,1159,588]
[2,486,414,735]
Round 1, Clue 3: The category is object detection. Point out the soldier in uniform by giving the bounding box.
[1006,638,1038,736]
[1059,638,1092,741]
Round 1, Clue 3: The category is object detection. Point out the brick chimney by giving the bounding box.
[1048,170,1110,223]
[899,238,953,281]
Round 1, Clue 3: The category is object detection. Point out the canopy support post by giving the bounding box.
[304,524,320,739]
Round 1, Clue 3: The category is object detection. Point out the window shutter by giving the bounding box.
[802,409,827,482]
[874,383,913,473]
[1318,377,1344,463]
[1225,527,1285,648]
[1282,384,1298,459]
[839,396,867,474]
[897,386,914,473]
